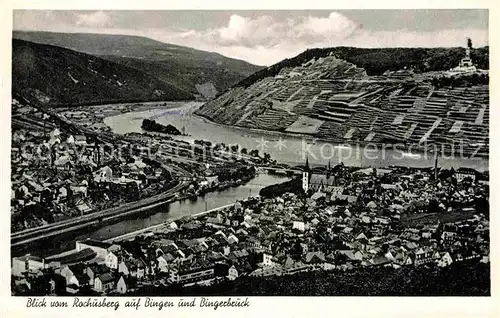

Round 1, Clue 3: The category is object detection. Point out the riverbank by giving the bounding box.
[113,105,465,160]
[43,202,237,261]
[104,203,236,243]
[104,104,488,172]
[193,113,489,161]
[100,102,487,164]
[12,172,257,252]
[61,100,202,112]
[60,101,201,134]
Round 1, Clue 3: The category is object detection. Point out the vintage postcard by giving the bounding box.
[1,1,497,318]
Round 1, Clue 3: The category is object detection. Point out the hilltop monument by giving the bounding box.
[449,37,477,74]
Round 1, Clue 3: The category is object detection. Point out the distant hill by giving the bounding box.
[235,46,489,89]
[13,31,264,98]
[12,39,193,106]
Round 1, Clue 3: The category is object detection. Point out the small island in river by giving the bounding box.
[141,118,185,135]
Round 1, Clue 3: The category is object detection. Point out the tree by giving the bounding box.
[290,240,304,260]
[427,199,441,213]
[474,196,489,219]
[230,144,239,152]
[249,149,259,157]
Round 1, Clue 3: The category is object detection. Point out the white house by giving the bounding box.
[342,227,353,234]
[361,216,372,224]
[366,201,377,210]
[74,135,89,146]
[169,222,179,230]
[292,221,305,232]
[60,266,75,284]
[68,274,90,287]
[157,254,175,272]
[402,255,413,266]
[481,253,490,264]
[384,251,396,261]
[356,232,368,241]
[227,234,239,245]
[329,186,344,196]
[12,254,45,277]
[374,217,390,225]
[94,273,115,293]
[414,248,433,266]
[227,265,238,280]
[261,253,274,267]
[94,166,113,183]
[422,232,432,239]
[437,252,454,267]
[116,276,128,294]
[50,128,61,139]
[117,261,129,276]
[75,239,111,259]
[105,251,119,269]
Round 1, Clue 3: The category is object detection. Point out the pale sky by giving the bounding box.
[13,10,489,66]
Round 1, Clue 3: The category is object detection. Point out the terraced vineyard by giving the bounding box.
[197,54,489,158]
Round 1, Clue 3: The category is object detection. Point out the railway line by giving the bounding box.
[11,179,188,247]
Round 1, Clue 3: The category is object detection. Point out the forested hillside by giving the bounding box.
[235,46,489,89]
[12,39,193,106]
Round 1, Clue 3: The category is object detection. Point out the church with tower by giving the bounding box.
[302,156,336,193]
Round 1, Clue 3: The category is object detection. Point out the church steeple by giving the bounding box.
[327,159,331,178]
[302,155,311,193]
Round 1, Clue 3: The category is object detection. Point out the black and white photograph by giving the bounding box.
[7,7,492,300]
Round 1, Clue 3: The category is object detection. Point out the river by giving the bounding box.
[85,173,284,241]
[104,101,489,172]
